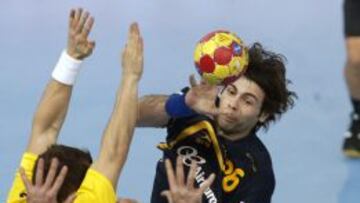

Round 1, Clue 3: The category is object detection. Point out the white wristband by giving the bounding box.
[51,50,83,85]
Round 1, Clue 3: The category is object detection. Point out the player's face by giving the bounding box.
[216,76,267,135]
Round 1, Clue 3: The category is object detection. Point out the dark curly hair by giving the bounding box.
[244,42,297,131]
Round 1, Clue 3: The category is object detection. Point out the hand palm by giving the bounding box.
[185,76,220,116]
[170,190,202,203]
[121,23,144,80]
[67,9,95,60]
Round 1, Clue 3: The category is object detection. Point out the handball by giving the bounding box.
[194,30,249,85]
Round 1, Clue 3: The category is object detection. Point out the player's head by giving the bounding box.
[216,42,296,134]
[32,144,93,202]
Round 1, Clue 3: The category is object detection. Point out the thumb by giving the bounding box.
[189,74,198,87]
[87,41,96,50]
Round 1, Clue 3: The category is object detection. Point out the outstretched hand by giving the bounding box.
[161,157,215,203]
[67,8,95,60]
[185,75,227,117]
[121,23,144,81]
[20,158,75,203]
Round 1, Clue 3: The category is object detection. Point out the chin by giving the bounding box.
[218,120,235,133]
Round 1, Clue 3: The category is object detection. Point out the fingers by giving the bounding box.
[134,24,143,60]
[74,8,82,24]
[43,158,59,189]
[189,74,198,87]
[64,193,76,203]
[163,158,211,202]
[69,8,82,31]
[136,36,144,68]
[35,158,44,187]
[186,161,197,189]
[160,191,173,203]
[127,23,137,45]
[50,165,68,194]
[129,22,140,39]
[123,23,141,55]
[128,24,140,56]
[82,16,94,37]
[189,75,215,88]
[70,8,94,37]
[198,173,215,194]
[67,8,95,59]
[165,159,176,191]
[20,157,71,202]
[76,11,89,34]
[200,78,209,85]
[138,35,144,55]
[87,41,96,50]
[176,156,185,187]
[122,22,143,77]
[69,9,76,30]
[19,167,32,191]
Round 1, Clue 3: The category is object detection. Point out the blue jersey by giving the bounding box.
[151,114,275,203]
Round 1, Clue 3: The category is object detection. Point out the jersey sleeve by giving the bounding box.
[74,168,117,203]
[7,152,38,203]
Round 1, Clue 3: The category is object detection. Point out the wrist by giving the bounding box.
[52,50,83,85]
[66,49,77,59]
[121,72,141,82]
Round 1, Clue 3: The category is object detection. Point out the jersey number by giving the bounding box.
[222,160,245,192]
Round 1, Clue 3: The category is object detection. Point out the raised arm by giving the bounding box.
[92,23,143,188]
[27,8,95,155]
[137,75,225,128]
[137,94,170,127]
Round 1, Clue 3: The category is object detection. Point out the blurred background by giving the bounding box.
[1,0,358,202]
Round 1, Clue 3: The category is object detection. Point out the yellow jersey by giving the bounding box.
[7,152,117,203]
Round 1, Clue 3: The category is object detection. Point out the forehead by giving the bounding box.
[226,76,265,100]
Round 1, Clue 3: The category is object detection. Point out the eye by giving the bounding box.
[244,98,255,106]
[227,88,236,95]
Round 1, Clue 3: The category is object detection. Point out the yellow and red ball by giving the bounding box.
[194,30,249,85]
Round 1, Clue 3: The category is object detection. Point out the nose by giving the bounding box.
[227,97,238,111]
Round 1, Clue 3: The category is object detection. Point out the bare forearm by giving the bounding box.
[28,80,72,154]
[137,94,170,127]
[96,76,139,184]
[26,8,95,154]
[103,76,138,155]
[92,22,143,188]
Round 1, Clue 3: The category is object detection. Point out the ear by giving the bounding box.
[258,112,269,123]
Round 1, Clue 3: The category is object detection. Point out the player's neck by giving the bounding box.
[218,128,252,141]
